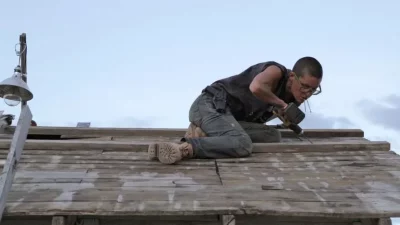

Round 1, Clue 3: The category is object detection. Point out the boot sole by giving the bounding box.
[151,142,182,164]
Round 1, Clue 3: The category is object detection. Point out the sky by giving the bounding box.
[0,0,400,221]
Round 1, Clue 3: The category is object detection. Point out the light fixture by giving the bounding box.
[0,65,33,107]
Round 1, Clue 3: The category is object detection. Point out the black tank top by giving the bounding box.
[210,61,292,123]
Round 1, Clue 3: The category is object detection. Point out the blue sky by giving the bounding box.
[1,0,400,221]
[2,0,398,146]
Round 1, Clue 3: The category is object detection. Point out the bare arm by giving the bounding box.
[249,65,288,109]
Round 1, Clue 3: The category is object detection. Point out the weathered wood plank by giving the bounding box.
[257,180,400,192]
[10,179,399,192]
[102,150,397,157]
[111,136,369,144]
[62,136,113,141]
[87,217,220,225]
[78,218,99,225]
[8,151,396,163]
[13,170,217,179]
[16,163,216,170]
[217,160,400,168]
[0,150,395,160]
[17,158,215,166]
[2,150,393,169]
[251,141,390,153]
[0,150,104,156]
[93,215,219,221]
[0,139,149,151]
[217,152,398,163]
[218,164,400,172]
[12,175,220,182]
[111,136,182,143]
[9,180,218,192]
[4,199,400,217]
[236,215,360,225]
[221,181,400,192]
[0,215,361,225]
[3,155,399,175]
[0,218,52,225]
[7,188,400,203]
[0,139,389,152]
[12,178,221,186]
[3,126,365,138]
[221,175,400,192]
[12,171,221,186]
[218,170,400,181]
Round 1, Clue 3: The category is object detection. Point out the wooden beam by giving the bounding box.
[220,215,235,225]
[60,122,91,139]
[0,139,389,152]
[0,105,32,221]
[3,126,365,138]
[78,218,99,225]
[66,216,77,225]
[360,218,391,225]
[51,216,65,225]
[252,141,390,153]
[378,218,392,225]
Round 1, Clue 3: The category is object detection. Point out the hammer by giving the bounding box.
[273,103,305,134]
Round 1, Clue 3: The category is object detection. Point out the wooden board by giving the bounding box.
[4,126,365,138]
[0,139,389,152]
[1,128,399,219]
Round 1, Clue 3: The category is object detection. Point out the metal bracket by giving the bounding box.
[76,122,91,128]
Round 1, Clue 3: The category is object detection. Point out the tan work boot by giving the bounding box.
[184,122,207,139]
[148,142,193,164]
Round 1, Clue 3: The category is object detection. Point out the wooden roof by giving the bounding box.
[1,126,400,218]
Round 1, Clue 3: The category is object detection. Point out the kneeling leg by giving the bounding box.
[238,121,282,143]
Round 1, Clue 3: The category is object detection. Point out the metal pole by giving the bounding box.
[19,33,27,109]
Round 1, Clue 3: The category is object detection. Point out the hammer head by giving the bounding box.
[283,103,305,125]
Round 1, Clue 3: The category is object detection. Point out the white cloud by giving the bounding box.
[356,95,400,132]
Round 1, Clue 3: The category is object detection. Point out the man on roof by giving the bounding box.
[148,56,323,164]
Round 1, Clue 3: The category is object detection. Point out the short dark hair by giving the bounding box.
[292,56,323,79]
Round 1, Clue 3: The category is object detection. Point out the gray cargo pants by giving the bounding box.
[184,91,281,159]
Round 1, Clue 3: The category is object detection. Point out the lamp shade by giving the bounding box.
[0,75,33,102]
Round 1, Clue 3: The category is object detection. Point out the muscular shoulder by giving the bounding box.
[248,61,287,95]
[262,61,287,74]
[253,62,286,83]
[248,61,286,77]
[263,64,284,77]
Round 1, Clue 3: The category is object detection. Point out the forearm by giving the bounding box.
[251,84,287,108]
